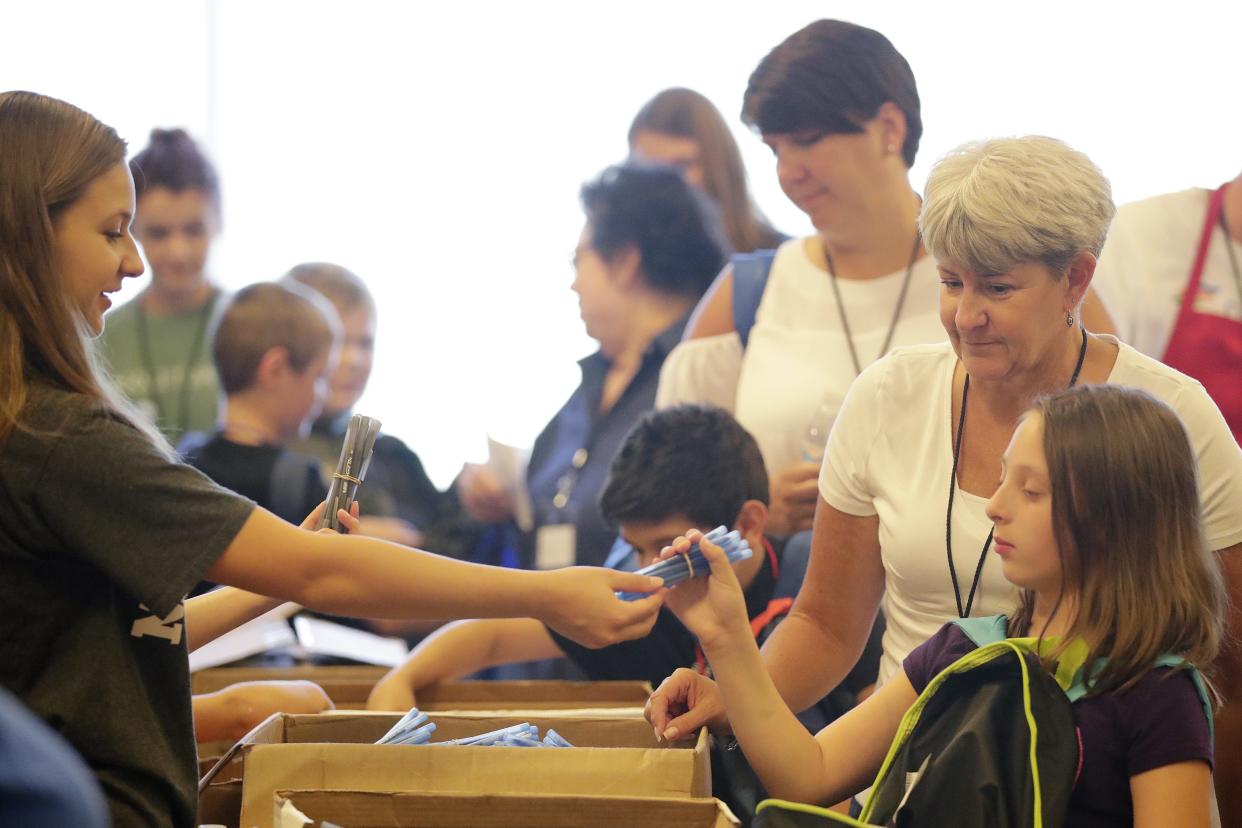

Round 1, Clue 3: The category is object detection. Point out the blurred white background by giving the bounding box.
[5,0,1238,484]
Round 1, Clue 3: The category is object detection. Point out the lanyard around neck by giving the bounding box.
[945,327,1088,618]
[823,230,922,377]
[135,289,218,435]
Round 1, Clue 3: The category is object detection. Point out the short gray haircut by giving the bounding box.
[919,136,1115,277]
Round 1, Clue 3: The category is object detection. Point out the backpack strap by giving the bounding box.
[1062,653,1214,741]
[731,250,777,348]
[952,615,1010,648]
[270,451,320,523]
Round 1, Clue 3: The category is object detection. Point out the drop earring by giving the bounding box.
[1066,312,1075,327]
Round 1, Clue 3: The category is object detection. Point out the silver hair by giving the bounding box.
[919,136,1115,277]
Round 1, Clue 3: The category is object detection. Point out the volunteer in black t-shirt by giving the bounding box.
[0,91,665,828]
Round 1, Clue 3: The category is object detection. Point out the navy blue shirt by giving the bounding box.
[0,687,108,827]
[524,314,689,568]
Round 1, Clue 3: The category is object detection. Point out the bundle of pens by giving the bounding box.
[616,525,752,601]
[320,413,382,531]
[376,709,574,748]
[376,708,437,746]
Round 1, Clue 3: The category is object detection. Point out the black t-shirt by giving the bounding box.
[182,432,324,525]
[0,386,254,827]
[546,536,784,688]
[548,535,884,725]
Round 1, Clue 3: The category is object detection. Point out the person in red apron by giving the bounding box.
[1092,176,1242,444]
[1163,182,1242,442]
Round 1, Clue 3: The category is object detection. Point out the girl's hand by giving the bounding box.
[538,567,665,648]
[645,668,729,740]
[366,673,417,712]
[657,529,751,651]
[299,501,361,534]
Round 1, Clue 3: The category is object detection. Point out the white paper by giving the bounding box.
[487,435,534,532]
[188,603,300,672]
[535,523,576,570]
[277,798,313,827]
[292,615,409,667]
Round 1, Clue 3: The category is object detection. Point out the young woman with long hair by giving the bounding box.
[0,90,664,827]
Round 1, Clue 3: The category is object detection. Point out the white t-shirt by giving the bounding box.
[1094,187,1242,357]
[820,339,1242,686]
[657,237,946,475]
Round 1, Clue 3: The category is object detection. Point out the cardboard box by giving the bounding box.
[192,668,651,711]
[273,790,739,828]
[199,712,710,828]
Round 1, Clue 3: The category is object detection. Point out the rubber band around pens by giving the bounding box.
[332,472,363,484]
[681,550,694,578]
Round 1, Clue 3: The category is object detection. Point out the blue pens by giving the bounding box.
[616,525,752,600]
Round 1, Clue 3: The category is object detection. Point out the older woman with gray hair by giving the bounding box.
[647,135,1242,818]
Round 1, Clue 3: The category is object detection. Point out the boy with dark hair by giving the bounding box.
[368,405,884,819]
[180,282,340,535]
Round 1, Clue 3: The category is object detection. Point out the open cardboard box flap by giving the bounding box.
[274,789,739,828]
[200,712,710,828]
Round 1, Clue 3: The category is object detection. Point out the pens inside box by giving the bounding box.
[376,709,575,748]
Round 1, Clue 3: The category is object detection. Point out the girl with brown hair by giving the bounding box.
[654,384,1223,825]
[0,90,664,827]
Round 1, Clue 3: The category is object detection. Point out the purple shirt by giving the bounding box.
[903,623,1212,827]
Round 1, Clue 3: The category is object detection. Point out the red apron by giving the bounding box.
[1161,184,1242,443]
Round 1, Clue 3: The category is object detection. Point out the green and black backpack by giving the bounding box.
[753,615,1212,828]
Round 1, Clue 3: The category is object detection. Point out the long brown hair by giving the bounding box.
[0,91,164,448]
[1009,385,1223,695]
[628,88,782,254]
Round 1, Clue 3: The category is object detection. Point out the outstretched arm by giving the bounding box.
[367,619,563,710]
[658,529,913,805]
[184,503,359,652]
[204,507,665,649]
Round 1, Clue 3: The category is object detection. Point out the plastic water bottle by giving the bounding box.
[801,398,835,463]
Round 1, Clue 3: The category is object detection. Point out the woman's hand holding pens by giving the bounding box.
[537,567,665,648]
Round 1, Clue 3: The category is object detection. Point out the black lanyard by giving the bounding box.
[134,289,217,435]
[824,230,922,376]
[946,326,1088,618]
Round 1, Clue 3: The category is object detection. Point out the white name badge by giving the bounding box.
[535,524,577,570]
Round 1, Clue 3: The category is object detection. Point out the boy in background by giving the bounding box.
[367,405,884,823]
[282,262,479,559]
[181,281,338,537]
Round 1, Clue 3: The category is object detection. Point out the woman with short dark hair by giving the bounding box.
[657,20,947,538]
[457,163,728,569]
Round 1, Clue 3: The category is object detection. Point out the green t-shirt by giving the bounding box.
[98,293,225,445]
[0,385,255,827]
